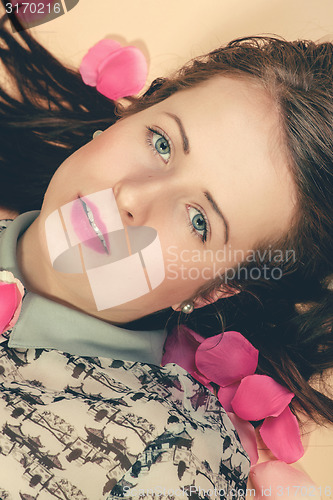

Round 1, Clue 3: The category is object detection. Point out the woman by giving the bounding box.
[0,6,332,498]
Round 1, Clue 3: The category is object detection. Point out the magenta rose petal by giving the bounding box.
[250,460,317,498]
[162,325,205,376]
[0,272,24,334]
[162,326,211,387]
[96,46,148,100]
[79,39,122,86]
[227,412,259,465]
[191,370,212,388]
[0,283,18,333]
[231,374,294,421]
[195,331,259,387]
[217,382,240,412]
[259,407,304,463]
[9,286,24,328]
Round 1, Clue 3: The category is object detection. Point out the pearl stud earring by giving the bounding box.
[92,130,103,139]
[181,302,194,314]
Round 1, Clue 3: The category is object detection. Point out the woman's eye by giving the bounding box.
[187,206,209,243]
[147,128,171,163]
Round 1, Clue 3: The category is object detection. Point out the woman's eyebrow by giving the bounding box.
[164,112,190,154]
[204,190,230,244]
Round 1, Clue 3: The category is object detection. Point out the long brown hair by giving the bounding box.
[0,10,332,425]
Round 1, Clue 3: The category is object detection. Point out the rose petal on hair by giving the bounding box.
[195,331,259,387]
[217,382,240,412]
[250,460,317,500]
[227,412,259,465]
[231,374,294,421]
[80,39,122,86]
[259,406,304,463]
[96,46,148,100]
[0,283,19,333]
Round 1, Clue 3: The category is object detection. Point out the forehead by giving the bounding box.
[151,75,276,121]
[140,76,284,171]
[146,76,297,247]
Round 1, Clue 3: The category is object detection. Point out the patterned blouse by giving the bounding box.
[0,219,250,500]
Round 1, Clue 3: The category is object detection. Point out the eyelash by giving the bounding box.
[146,126,172,164]
[145,125,210,244]
[186,205,210,244]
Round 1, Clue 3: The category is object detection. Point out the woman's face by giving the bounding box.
[23,76,296,323]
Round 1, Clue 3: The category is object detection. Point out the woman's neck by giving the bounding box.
[15,216,147,325]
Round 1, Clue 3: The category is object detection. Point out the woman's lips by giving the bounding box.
[70,196,110,254]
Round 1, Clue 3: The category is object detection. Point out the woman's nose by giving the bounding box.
[113,178,164,226]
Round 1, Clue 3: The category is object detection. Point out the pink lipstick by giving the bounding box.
[70,196,110,254]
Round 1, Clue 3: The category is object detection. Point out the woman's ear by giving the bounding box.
[171,288,240,312]
[194,288,240,309]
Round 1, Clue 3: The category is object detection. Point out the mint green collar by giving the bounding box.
[0,212,167,364]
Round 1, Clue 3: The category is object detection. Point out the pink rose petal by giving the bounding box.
[162,326,211,387]
[0,272,24,334]
[80,39,122,86]
[259,406,304,463]
[0,283,19,333]
[195,331,258,387]
[231,374,294,421]
[162,326,205,374]
[217,382,240,412]
[9,285,23,328]
[191,371,213,388]
[250,460,316,499]
[227,412,259,465]
[96,47,148,100]
[80,39,148,100]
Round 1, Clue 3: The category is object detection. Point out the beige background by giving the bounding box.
[27,0,333,492]
[32,0,333,84]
